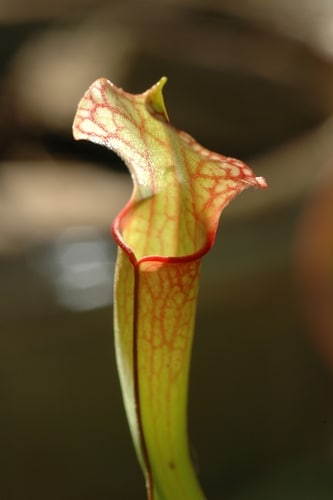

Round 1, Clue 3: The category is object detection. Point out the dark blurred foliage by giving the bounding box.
[1,1,333,499]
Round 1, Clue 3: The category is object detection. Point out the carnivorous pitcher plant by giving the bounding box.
[73,77,267,500]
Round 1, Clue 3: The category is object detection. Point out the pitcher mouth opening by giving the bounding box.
[111,201,214,267]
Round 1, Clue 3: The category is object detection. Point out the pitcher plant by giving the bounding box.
[73,76,267,500]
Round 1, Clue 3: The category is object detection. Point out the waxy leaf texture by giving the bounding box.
[73,77,267,500]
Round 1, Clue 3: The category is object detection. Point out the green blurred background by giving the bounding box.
[1,1,333,498]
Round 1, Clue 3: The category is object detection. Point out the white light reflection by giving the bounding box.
[50,226,115,312]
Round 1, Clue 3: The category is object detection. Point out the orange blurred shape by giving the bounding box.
[296,167,333,373]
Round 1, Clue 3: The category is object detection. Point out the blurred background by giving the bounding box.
[1,0,333,498]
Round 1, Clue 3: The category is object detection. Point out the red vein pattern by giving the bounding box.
[73,77,267,500]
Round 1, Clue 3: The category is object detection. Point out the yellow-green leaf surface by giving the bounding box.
[73,77,267,500]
